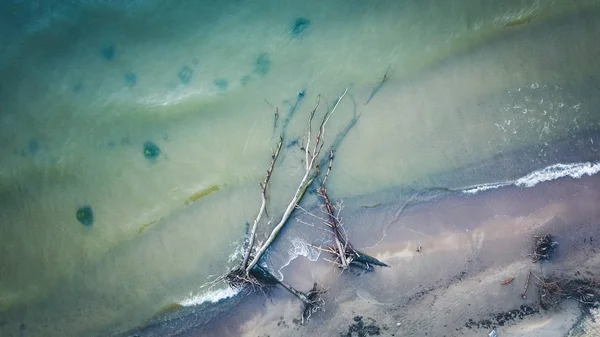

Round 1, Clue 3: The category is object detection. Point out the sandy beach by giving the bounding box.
[123,169,600,337]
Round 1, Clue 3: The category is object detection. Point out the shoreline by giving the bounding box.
[124,163,600,337]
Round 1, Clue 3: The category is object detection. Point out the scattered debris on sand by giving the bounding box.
[340,316,382,337]
[531,234,558,263]
[501,276,515,285]
[464,305,539,330]
[534,276,600,310]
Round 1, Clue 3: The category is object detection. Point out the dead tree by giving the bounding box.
[220,89,349,322]
[244,88,348,275]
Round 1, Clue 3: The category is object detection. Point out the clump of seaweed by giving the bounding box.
[535,276,600,310]
[531,234,558,262]
[76,205,94,227]
[340,316,381,337]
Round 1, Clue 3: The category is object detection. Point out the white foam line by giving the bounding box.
[275,237,321,281]
[462,161,600,194]
[462,181,512,194]
[179,286,240,307]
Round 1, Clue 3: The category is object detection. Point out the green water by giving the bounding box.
[1,0,600,336]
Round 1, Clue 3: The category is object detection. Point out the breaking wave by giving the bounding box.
[463,161,600,194]
[178,286,240,307]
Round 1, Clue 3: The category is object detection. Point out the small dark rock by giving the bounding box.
[143,141,161,159]
[76,206,94,227]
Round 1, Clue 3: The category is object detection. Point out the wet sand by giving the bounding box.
[125,170,600,337]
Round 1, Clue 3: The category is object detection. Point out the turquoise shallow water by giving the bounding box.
[1,1,600,336]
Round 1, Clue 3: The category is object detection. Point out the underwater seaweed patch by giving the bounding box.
[291,17,311,37]
[137,220,157,234]
[72,83,83,93]
[100,45,115,61]
[143,141,161,159]
[255,53,271,76]
[184,185,221,205]
[214,79,228,91]
[240,75,253,86]
[76,206,94,227]
[178,66,193,84]
[28,140,40,155]
[124,72,137,87]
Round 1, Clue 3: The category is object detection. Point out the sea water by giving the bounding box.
[1,0,600,336]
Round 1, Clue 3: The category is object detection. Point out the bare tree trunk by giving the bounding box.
[241,137,283,269]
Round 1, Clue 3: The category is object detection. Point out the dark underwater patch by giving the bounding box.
[214,79,228,91]
[72,83,83,93]
[76,206,94,227]
[125,72,137,87]
[100,45,115,61]
[28,140,40,155]
[255,53,271,76]
[291,18,310,37]
[240,75,253,86]
[143,141,161,159]
[178,66,193,84]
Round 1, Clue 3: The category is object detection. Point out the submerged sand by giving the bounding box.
[125,170,600,337]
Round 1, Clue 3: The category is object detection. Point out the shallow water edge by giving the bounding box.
[122,131,600,337]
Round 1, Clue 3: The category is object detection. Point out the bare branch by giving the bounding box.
[245,89,349,275]
[241,137,283,269]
